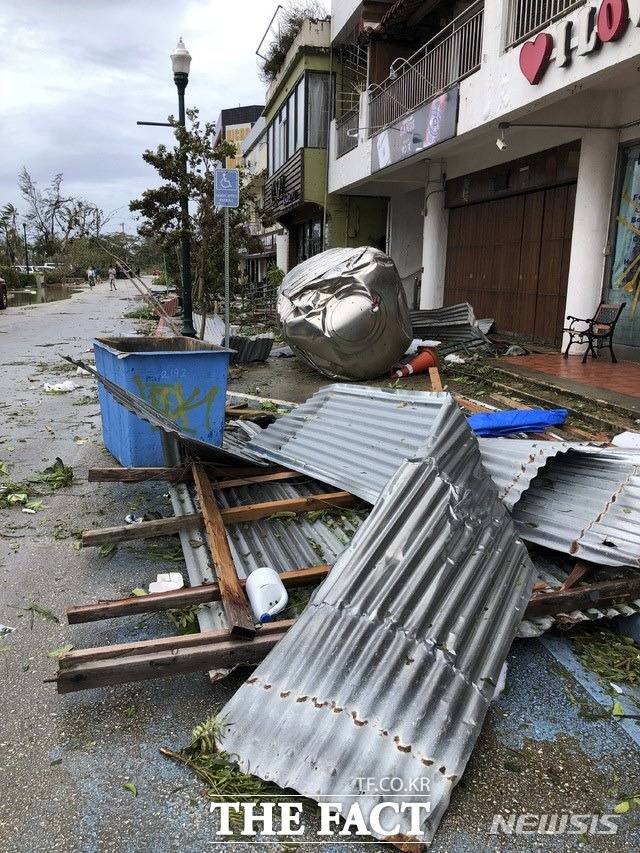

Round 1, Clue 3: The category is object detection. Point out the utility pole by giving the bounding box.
[22,223,30,273]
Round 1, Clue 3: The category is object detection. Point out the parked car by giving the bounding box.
[0,277,7,310]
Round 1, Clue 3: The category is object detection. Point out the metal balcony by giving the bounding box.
[369,1,484,137]
[505,0,585,48]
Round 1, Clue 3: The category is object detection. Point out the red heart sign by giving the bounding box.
[519,33,554,84]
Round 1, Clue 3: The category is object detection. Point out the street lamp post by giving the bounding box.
[22,222,30,274]
[170,37,196,338]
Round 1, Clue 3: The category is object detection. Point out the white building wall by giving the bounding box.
[459,1,640,135]
[387,189,424,307]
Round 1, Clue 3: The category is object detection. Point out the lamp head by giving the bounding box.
[171,37,192,77]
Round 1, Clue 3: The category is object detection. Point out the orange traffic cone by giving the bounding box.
[390,347,438,379]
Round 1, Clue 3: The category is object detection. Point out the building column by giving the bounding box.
[420,166,449,309]
[563,130,619,351]
[276,230,289,273]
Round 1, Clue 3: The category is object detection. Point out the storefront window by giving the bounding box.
[608,145,640,346]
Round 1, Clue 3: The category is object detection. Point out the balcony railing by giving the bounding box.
[369,1,484,136]
[505,0,584,48]
[336,106,360,158]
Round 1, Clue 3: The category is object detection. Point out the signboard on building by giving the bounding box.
[214,168,240,208]
[371,86,459,173]
[519,0,636,85]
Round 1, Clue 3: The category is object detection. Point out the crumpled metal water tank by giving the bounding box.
[277,246,412,380]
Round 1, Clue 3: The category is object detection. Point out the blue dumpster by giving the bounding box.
[94,336,233,467]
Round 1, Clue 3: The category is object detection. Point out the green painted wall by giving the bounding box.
[303,148,327,207]
[326,195,388,251]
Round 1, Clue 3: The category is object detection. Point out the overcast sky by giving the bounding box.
[0,0,328,234]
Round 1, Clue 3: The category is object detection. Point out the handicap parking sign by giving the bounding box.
[214,168,240,208]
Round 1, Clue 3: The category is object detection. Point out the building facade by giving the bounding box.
[329,0,640,348]
[261,17,388,272]
[240,116,279,287]
[213,105,264,168]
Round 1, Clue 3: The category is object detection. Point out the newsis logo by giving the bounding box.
[489,813,619,836]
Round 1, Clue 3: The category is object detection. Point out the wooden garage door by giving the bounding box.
[445,184,576,345]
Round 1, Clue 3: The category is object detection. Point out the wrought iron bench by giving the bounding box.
[563,302,626,364]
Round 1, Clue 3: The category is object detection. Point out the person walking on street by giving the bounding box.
[86,267,95,288]
[108,266,117,291]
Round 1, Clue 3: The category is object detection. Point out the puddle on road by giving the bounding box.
[8,284,84,307]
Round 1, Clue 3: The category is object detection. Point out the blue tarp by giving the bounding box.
[468,409,567,437]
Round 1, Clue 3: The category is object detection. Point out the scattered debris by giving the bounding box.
[572,627,640,686]
[149,572,184,594]
[43,380,77,394]
[468,408,567,436]
[220,401,535,844]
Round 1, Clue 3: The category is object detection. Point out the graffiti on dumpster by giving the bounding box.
[133,376,219,435]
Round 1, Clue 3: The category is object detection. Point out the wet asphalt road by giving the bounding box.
[1,281,639,852]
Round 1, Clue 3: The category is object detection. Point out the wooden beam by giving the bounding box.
[560,561,591,591]
[81,491,357,548]
[525,576,640,618]
[453,394,493,414]
[87,464,281,484]
[192,463,255,638]
[56,624,292,693]
[88,466,190,484]
[213,471,303,490]
[59,620,294,666]
[218,490,358,524]
[429,367,443,392]
[66,564,331,624]
[82,514,201,547]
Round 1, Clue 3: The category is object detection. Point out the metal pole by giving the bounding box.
[22,223,30,273]
[224,206,230,348]
[174,71,196,337]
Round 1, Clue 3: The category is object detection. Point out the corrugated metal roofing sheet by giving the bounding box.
[244,388,640,567]
[409,303,475,327]
[477,438,580,510]
[228,334,274,364]
[218,478,367,578]
[193,312,274,363]
[244,384,450,503]
[220,401,535,844]
[512,446,640,568]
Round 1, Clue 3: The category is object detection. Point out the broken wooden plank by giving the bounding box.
[82,514,201,547]
[453,394,493,414]
[219,490,357,524]
[429,366,443,392]
[59,620,294,667]
[192,463,255,638]
[560,561,591,591]
[56,625,292,692]
[525,576,640,618]
[67,564,331,624]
